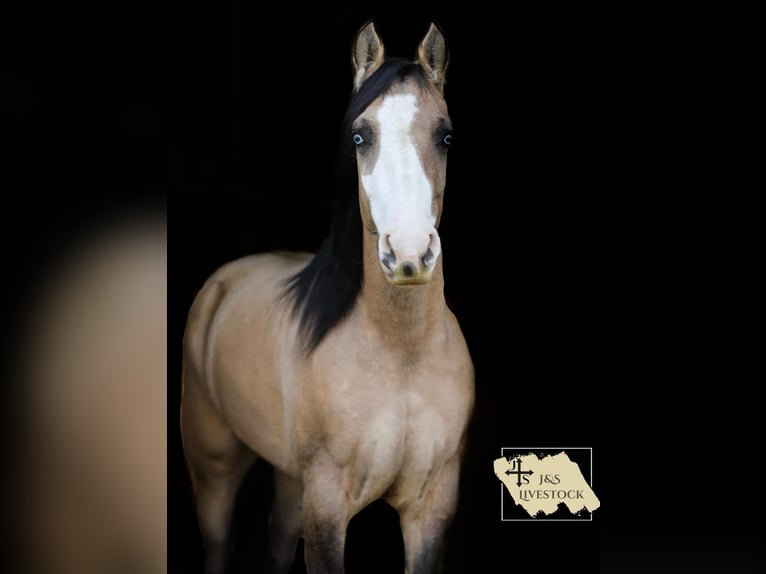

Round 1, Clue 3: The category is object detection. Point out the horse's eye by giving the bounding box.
[352,133,365,146]
[442,133,453,147]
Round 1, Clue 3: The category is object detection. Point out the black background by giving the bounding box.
[5,1,762,572]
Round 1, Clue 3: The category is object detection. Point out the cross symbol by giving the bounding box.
[505,457,534,487]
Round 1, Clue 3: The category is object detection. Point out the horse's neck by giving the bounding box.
[359,232,447,355]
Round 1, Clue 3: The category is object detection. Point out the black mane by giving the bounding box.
[284,58,430,354]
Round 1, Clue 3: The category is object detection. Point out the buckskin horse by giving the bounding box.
[181,21,474,573]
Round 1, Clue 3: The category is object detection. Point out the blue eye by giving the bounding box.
[442,133,453,146]
[352,133,365,146]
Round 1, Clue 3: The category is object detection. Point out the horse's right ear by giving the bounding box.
[352,21,385,91]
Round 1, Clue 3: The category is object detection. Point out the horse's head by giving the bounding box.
[351,22,452,286]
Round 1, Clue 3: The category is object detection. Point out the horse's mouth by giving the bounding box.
[382,266,434,286]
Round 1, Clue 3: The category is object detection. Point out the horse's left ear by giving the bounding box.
[417,23,449,91]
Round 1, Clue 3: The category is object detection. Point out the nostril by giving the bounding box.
[381,251,396,270]
[401,262,416,277]
[380,234,396,270]
[421,248,435,267]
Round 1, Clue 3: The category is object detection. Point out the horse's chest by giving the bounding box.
[341,387,455,504]
[304,334,471,505]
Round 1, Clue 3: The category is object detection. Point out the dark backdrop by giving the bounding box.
[169,2,762,573]
[6,1,759,573]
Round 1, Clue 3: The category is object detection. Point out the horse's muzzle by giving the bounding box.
[379,233,440,285]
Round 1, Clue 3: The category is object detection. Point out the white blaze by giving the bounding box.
[361,93,436,264]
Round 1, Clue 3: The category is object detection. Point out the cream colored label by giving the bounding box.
[494,452,600,518]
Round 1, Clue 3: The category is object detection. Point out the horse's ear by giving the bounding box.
[417,22,449,92]
[352,21,385,91]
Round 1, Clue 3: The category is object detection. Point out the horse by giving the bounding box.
[181,21,474,574]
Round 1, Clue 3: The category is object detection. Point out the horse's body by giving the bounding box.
[182,22,474,574]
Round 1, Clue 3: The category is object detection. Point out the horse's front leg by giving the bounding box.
[301,457,353,573]
[396,457,462,574]
[269,469,304,574]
